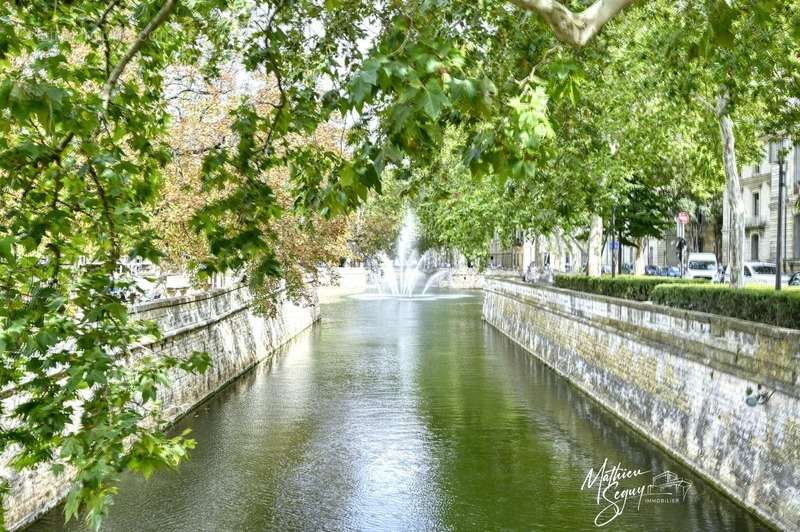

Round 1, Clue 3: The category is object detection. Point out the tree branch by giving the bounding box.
[172,137,228,156]
[694,93,715,115]
[41,1,178,164]
[94,0,124,31]
[569,233,587,257]
[88,165,120,267]
[102,0,179,108]
[508,0,637,47]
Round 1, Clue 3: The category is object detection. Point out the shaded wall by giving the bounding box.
[483,278,800,531]
[3,285,319,530]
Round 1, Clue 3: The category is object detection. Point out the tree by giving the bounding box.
[0,0,371,526]
[634,1,796,286]
[611,176,678,272]
[347,180,406,262]
[522,0,798,286]
[519,0,799,286]
[2,0,797,528]
[0,2,232,527]
[153,74,350,314]
[490,5,725,277]
[412,128,513,264]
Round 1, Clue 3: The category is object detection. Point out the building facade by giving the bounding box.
[722,141,800,272]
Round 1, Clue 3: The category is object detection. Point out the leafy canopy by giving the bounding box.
[2,0,800,528]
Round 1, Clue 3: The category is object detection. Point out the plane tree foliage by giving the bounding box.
[0,0,562,526]
[347,179,406,262]
[405,1,732,266]
[1,0,799,528]
[151,76,350,314]
[0,2,231,528]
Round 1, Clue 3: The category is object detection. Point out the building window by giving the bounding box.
[795,214,800,259]
[795,145,800,186]
[751,234,759,261]
[752,192,760,217]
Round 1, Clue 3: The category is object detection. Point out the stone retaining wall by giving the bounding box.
[3,285,319,531]
[443,269,484,289]
[438,268,517,289]
[482,277,800,531]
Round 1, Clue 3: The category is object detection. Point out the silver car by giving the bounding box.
[722,262,792,286]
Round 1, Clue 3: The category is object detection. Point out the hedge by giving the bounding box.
[651,284,800,329]
[553,275,706,302]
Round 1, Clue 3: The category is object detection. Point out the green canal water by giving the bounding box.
[31,291,768,531]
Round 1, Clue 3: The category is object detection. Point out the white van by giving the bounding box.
[686,252,718,280]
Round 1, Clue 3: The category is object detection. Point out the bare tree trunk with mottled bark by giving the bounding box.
[550,230,565,272]
[634,237,647,275]
[716,94,745,288]
[587,214,604,276]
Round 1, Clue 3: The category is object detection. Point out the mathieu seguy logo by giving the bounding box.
[581,458,692,527]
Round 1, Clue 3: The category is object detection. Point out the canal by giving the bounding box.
[31,291,768,531]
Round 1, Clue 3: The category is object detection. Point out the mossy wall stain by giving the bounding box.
[2,286,320,531]
[483,278,800,532]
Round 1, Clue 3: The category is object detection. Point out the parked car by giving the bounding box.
[658,266,671,276]
[665,266,681,278]
[790,272,800,286]
[644,264,660,276]
[746,262,779,284]
[721,262,792,286]
[686,252,718,281]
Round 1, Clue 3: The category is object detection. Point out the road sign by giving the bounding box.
[611,241,620,251]
[677,211,690,224]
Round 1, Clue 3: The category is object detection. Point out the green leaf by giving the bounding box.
[0,236,15,264]
[64,489,81,523]
[420,79,448,120]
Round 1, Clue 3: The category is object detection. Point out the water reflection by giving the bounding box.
[29,292,769,531]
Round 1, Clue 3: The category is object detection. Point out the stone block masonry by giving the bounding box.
[3,284,320,531]
[440,268,518,289]
[443,268,485,289]
[482,277,800,531]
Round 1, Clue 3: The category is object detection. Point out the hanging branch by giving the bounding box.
[102,0,179,108]
[509,0,637,47]
[46,0,179,164]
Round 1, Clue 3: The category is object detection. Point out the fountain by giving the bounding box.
[370,210,452,299]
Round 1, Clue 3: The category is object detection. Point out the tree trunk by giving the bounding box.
[570,237,582,273]
[713,207,723,261]
[551,230,565,272]
[567,233,586,273]
[586,214,603,276]
[634,238,647,275]
[716,94,745,288]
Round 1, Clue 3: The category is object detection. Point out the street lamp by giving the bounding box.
[769,138,791,290]
[611,205,617,278]
[608,141,618,278]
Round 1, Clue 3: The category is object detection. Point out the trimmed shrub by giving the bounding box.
[651,283,800,329]
[553,274,706,302]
